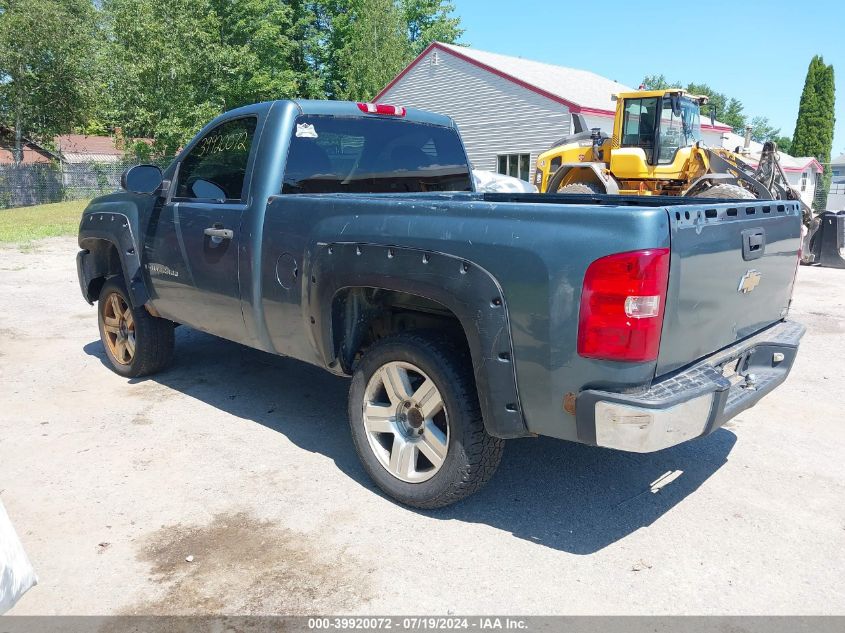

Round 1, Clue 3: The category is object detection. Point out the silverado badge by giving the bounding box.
[738,269,762,294]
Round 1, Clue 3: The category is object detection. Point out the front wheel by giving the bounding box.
[696,183,757,199]
[555,182,602,195]
[348,332,504,508]
[97,276,174,378]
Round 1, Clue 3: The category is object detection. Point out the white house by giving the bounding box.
[376,42,733,182]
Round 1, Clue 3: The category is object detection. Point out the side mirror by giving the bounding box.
[121,164,163,194]
[670,93,682,117]
[710,106,717,127]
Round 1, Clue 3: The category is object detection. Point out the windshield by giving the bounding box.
[657,97,701,164]
[282,115,472,194]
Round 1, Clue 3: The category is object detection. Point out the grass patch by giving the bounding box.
[0,200,90,245]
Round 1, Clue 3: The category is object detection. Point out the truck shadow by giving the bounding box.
[84,327,736,555]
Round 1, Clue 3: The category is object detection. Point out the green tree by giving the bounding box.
[330,0,410,101]
[0,0,98,161]
[772,135,793,155]
[101,0,303,153]
[684,82,746,131]
[211,0,301,107]
[101,0,223,152]
[792,55,836,209]
[640,74,673,90]
[639,75,747,131]
[287,0,331,99]
[400,0,463,55]
[748,115,781,143]
[93,0,466,147]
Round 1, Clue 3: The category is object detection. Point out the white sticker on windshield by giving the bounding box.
[296,123,318,138]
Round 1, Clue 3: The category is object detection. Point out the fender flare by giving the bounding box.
[306,241,529,439]
[546,163,620,194]
[77,210,150,307]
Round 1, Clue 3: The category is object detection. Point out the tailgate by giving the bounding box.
[656,200,802,375]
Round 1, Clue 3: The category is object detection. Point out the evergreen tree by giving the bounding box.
[792,56,823,158]
[792,56,836,209]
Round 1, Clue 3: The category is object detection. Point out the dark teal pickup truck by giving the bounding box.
[77,99,804,508]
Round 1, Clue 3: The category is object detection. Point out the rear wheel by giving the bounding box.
[697,183,757,200]
[555,182,602,195]
[348,332,504,508]
[97,276,174,378]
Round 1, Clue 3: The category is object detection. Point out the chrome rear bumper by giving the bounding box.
[575,320,805,453]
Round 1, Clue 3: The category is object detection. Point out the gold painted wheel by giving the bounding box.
[101,291,136,365]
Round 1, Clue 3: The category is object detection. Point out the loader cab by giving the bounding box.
[612,90,705,177]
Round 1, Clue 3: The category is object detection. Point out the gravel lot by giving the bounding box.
[2,236,844,615]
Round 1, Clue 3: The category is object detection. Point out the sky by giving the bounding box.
[452,0,845,161]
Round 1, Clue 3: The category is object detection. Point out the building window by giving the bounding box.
[801,171,808,192]
[497,153,531,181]
[833,169,841,177]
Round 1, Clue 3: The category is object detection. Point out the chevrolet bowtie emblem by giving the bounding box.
[738,270,762,293]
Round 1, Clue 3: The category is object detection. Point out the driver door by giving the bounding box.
[144,116,257,342]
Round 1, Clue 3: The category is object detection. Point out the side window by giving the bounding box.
[174,117,257,201]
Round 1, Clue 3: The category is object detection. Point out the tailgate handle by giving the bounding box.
[742,228,766,261]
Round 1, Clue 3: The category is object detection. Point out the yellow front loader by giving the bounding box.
[535,89,809,212]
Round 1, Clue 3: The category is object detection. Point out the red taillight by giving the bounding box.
[577,248,670,362]
[356,102,406,116]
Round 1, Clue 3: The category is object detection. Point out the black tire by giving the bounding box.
[697,183,757,200]
[555,182,602,195]
[348,332,504,509]
[97,276,174,378]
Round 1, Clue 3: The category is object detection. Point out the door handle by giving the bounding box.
[204,227,234,240]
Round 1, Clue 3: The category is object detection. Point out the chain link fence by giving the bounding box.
[0,154,174,209]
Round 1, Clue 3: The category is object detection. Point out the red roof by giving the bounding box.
[54,134,124,156]
[54,134,154,157]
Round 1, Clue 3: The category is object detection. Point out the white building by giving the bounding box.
[376,42,733,182]
[827,153,845,210]
[830,153,845,182]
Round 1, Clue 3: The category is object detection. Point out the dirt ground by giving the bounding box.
[1,236,844,615]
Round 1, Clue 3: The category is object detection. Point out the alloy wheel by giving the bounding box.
[362,361,449,483]
[102,292,135,365]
